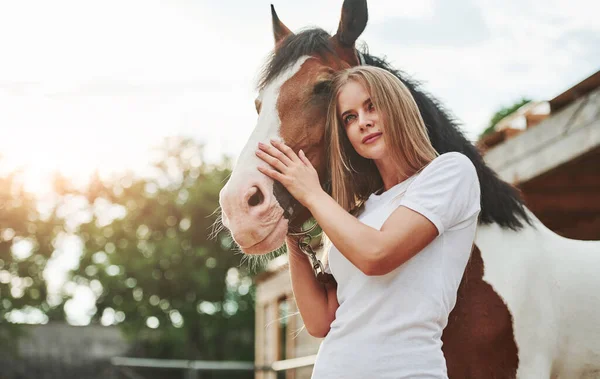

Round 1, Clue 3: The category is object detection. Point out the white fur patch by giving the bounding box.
[475,210,600,378]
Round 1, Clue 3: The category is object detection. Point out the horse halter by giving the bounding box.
[289,229,333,284]
[287,180,334,284]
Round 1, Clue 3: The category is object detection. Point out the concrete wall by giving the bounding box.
[484,87,600,183]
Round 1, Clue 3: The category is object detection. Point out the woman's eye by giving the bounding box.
[368,102,375,111]
[344,115,356,125]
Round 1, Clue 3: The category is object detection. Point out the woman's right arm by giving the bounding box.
[286,236,339,338]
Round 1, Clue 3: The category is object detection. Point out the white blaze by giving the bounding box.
[226,56,311,193]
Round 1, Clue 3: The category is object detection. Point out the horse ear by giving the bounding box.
[332,0,368,65]
[271,4,293,45]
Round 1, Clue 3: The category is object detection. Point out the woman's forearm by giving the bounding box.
[307,190,383,275]
[286,236,337,338]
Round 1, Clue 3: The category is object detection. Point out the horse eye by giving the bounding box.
[313,80,332,95]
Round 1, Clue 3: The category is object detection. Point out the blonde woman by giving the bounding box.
[255,66,481,379]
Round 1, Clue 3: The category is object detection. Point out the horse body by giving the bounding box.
[218,1,600,377]
[476,215,600,378]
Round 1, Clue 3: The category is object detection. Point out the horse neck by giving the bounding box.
[361,53,531,230]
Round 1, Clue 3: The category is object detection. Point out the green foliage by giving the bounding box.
[0,137,258,362]
[480,97,532,138]
[0,166,66,353]
[68,137,255,361]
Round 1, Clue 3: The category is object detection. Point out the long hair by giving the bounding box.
[326,66,438,213]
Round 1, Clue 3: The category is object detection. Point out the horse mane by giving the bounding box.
[359,53,531,229]
[258,29,335,90]
[260,27,532,230]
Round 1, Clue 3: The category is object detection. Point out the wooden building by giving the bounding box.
[254,254,321,379]
[483,70,600,241]
[254,70,600,378]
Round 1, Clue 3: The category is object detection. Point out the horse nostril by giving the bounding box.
[247,186,264,207]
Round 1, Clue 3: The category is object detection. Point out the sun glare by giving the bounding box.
[0,129,152,198]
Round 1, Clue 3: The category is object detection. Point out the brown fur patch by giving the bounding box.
[276,57,347,185]
[330,37,360,66]
[442,246,519,378]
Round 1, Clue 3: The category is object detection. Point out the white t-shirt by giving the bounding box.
[311,152,481,379]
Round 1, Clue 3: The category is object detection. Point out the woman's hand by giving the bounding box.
[256,140,323,208]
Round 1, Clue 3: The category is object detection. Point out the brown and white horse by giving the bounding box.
[218,1,600,377]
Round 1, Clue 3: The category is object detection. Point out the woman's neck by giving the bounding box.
[374,158,413,191]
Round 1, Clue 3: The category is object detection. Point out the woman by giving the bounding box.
[255,66,480,379]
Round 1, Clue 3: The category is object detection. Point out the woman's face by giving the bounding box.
[337,80,387,160]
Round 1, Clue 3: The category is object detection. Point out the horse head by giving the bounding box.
[218,0,368,255]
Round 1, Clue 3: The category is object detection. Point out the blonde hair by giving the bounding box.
[319,67,438,269]
[325,66,438,213]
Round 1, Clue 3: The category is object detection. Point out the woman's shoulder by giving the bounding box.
[421,152,476,176]
[431,151,471,165]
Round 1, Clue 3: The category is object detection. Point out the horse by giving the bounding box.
[217,1,600,377]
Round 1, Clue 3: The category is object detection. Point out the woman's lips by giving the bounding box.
[363,133,382,144]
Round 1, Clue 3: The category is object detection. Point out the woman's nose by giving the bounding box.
[359,114,373,130]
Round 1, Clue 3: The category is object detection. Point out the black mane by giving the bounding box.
[262,28,531,230]
[361,54,531,229]
[259,29,334,90]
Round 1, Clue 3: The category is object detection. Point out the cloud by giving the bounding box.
[0,0,598,175]
[368,0,491,47]
[552,29,600,63]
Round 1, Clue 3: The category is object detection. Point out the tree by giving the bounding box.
[480,97,532,138]
[67,137,256,361]
[0,164,66,352]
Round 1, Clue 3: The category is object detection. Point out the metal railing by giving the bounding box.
[110,354,318,379]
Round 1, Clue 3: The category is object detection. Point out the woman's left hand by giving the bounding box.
[256,140,322,208]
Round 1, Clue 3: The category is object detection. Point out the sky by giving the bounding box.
[1,0,599,194]
[1,0,598,324]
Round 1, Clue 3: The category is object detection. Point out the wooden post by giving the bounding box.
[255,302,266,379]
[185,368,199,379]
[264,301,279,379]
[286,294,297,379]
